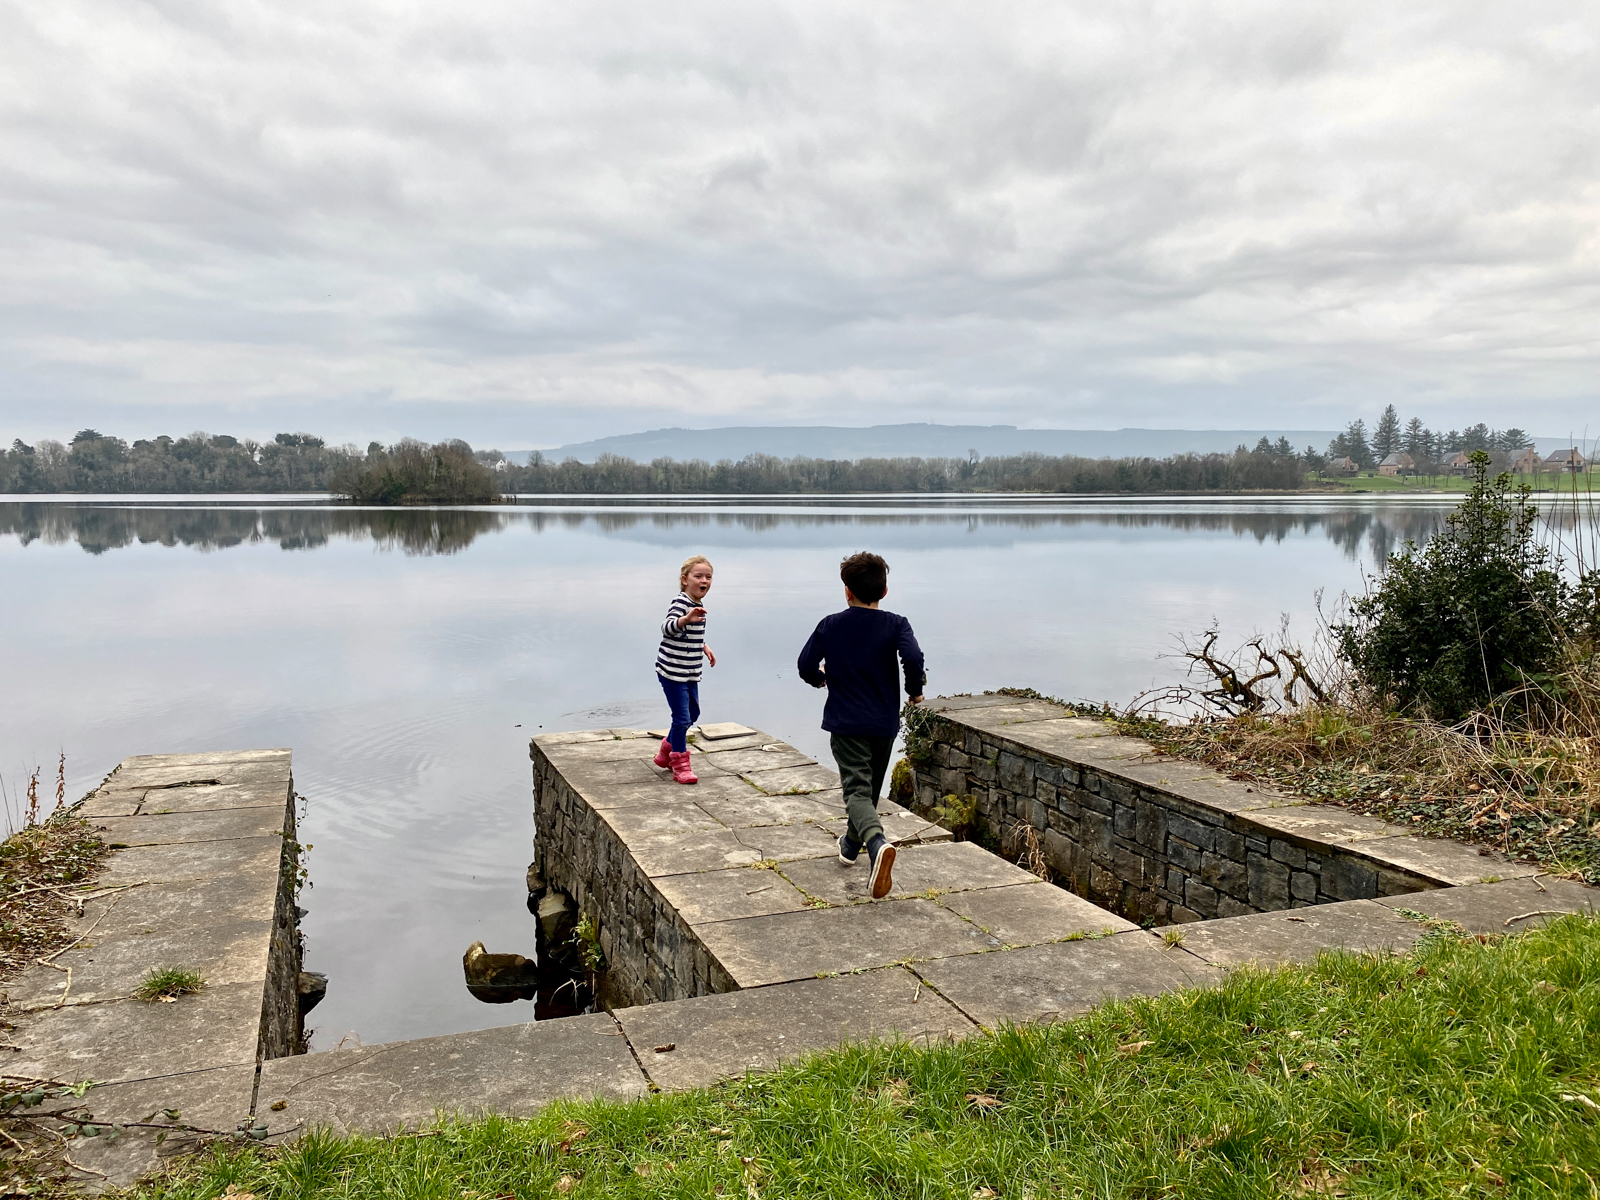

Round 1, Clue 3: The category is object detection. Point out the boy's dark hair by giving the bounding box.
[840,551,889,603]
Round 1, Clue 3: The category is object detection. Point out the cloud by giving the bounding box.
[1,0,1596,445]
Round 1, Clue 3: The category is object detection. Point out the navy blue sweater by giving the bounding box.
[797,607,926,738]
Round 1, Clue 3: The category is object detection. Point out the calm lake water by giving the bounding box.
[0,493,1461,1047]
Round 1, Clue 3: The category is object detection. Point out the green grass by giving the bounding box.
[134,965,206,1001]
[133,917,1600,1199]
[1325,473,1600,494]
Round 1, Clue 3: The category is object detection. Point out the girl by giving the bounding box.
[653,555,716,783]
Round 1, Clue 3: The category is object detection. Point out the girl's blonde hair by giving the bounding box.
[679,555,713,588]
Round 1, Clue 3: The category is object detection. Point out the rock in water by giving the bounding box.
[462,940,540,988]
[526,862,546,894]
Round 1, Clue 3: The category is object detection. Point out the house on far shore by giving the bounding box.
[1446,451,1474,474]
[1377,451,1415,477]
[1511,447,1543,474]
[1546,448,1589,473]
[1327,456,1359,476]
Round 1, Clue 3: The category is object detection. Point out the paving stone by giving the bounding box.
[82,875,282,937]
[692,791,840,829]
[78,790,145,818]
[5,917,274,1010]
[1352,836,1543,886]
[256,1013,647,1138]
[4,982,266,1084]
[696,733,786,754]
[940,883,1138,945]
[711,747,818,775]
[579,773,755,810]
[96,837,285,887]
[24,1064,259,1188]
[134,781,291,814]
[740,764,841,795]
[627,829,764,877]
[560,757,691,790]
[1176,900,1425,968]
[1373,876,1600,933]
[112,761,291,789]
[89,806,289,848]
[730,822,840,863]
[819,811,952,845]
[924,693,1016,713]
[1244,805,1405,846]
[693,899,1003,987]
[614,967,976,1091]
[913,933,1223,1029]
[599,803,725,840]
[1153,774,1296,815]
[779,842,1041,907]
[541,736,677,764]
[122,749,292,768]
[949,702,1081,730]
[695,722,760,740]
[652,868,813,924]
[536,729,642,746]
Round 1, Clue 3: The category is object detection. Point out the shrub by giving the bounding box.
[329,439,499,504]
[1335,453,1565,719]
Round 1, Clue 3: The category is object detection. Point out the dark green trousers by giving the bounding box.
[830,733,895,846]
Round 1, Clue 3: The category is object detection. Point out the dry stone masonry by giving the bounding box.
[908,693,1549,923]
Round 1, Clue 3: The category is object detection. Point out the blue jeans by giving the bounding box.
[658,676,700,752]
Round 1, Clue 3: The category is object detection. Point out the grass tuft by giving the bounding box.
[135,965,206,1001]
[127,916,1600,1199]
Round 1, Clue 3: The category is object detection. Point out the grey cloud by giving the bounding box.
[1,0,1596,445]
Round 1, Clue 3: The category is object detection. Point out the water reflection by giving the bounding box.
[0,499,1463,563]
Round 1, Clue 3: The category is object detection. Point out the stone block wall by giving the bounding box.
[531,743,734,1009]
[909,697,1445,924]
[261,786,303,1059]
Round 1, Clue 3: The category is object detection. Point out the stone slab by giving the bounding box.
[913,932,1223,1029]
[95,837,284,887]
[614,967,976,1092]
[579,773,755,810]
[740,764,842,795]
[730,822,841,864]
[696,722,760,741]
[949,702,1083,730]
[598,803,725,840]
[692,791,840,829]
[541,736,677,764]
[1373,876,1600,933]
[122,749,292,769]
[693,899,1003,988]
[134,781,292,814]
[25,1064,259,1188]
[940,883,1138,945]
[111,761,291,789]
[696,733,785,754]
[652,868,813,924]
[924,693,1017,712]
[78,790,145,819]
[536,729,646,746]
[90,806,289,848]
[5,917,274,1010]
[255,1013,647,1138]
[559,757,687,790]
[1176,900,1425,968]
[819,811,953,845]
[710,747,818,775]
[1352,836,1544,886]
[4,982,265,1084]
[778,841,1041,907]
[627,828,764,877]
[1244,804,1408,847]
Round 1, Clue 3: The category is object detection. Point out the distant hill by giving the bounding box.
[514,424,1347,465]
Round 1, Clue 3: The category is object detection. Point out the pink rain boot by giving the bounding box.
[668,750,698,784]
[653,737,672,769]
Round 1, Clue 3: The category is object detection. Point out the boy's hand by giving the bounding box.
[705,646,716,667]
[679,607,707,629]
[908,695,923,704]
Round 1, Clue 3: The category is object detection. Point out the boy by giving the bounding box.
[797,551,925,899]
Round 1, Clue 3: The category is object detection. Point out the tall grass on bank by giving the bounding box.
[135,917,1600,1200]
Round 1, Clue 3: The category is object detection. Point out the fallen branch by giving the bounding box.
[1504,910,1569,926]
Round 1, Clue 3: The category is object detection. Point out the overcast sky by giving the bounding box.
[2,0,1596,448]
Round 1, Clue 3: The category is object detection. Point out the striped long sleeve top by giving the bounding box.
[655,592,707,682]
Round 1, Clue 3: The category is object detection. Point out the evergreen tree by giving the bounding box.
[1343,420,1375,470]
[1461,423,1494,452]
[1372,405,1401,458]
[1498,427,1531,451]
[1273,436,1294,457]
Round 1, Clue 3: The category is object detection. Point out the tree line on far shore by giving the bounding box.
[0,414,1567,501]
